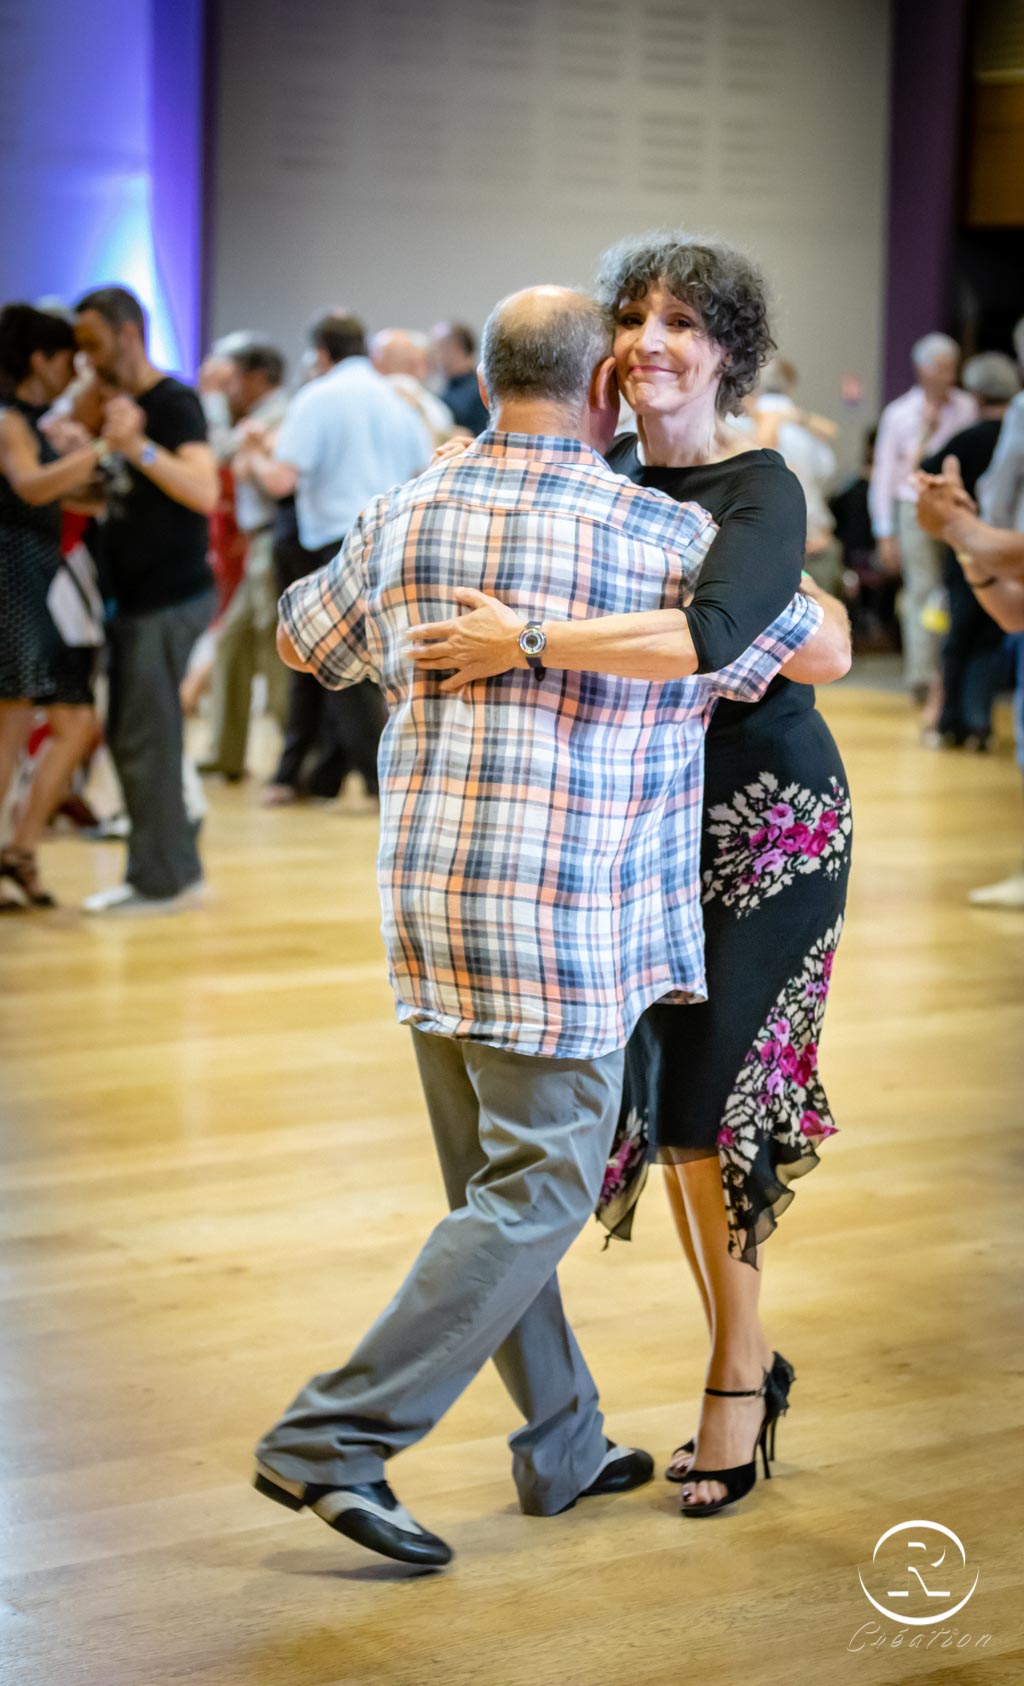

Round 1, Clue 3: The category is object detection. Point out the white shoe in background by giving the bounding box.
[83,880,208,917]
[968,872,1024,909]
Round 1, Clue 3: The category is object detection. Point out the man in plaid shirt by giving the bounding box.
[254,287,823,1568]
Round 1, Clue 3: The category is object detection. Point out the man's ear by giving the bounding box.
[590,354,618,416]
[477,365,490,409]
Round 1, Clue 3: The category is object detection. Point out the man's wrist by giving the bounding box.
[943,507,975,550]
[124,436,157,468]
[510,622,530,669]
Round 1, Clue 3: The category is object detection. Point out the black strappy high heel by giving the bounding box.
[679,1368,773,1518]
[0,847,56,908]
[666,1350,794,1482]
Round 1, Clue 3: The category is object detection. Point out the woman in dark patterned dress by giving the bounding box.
[0,304,101,907]
[406,235,852,1518]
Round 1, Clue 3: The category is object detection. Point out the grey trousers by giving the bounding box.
[207,539,289,777]
[897,500,944,691]
[107,590,215,898]
[257,1030,624,1515]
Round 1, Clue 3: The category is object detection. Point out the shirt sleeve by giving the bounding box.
[278,509,378,689]
[703,591,824,703]
[274,387,321,475]
[977,397,1024,528]
[868,401,900,539]
[682,458,807,673]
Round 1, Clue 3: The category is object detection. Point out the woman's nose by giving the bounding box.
[634,318,664,354]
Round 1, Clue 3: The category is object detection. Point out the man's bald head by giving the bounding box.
[480,286,612,410]
[371,328,430,381]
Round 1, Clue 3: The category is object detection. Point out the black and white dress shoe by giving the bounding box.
[558,1441,655,1512]
[253,1461,453,1567]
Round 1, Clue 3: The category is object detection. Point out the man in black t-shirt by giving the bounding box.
[74,286,219,913]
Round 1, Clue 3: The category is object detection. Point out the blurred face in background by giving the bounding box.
[612,282,727,421]
[918,350,958,405]
[225,361,272,422]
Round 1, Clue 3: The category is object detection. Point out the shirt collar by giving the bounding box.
[472,429,607,468]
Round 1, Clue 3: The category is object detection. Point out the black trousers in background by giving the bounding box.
[106,588,215,898]
[939,551,1006,741]
[271,529,385,796]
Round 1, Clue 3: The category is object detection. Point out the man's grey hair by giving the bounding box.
[911,331,959,371]
[210,330,262,358]
[961,351,1021,404]
[1013,315,1024,367]
[480,291,611,407]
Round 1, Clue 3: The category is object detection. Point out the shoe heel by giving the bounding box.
[254,1469,306,1511]
[758,1423,772,1481]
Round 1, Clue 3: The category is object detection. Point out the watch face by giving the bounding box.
[520,627,546,656]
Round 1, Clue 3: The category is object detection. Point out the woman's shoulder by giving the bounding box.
[713,447,805,514]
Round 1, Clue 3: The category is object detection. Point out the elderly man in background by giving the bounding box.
[918,315,1024,908]
[370,328,454,449]
[198,341,291,781]
[244,311,431,805]
[870,332,977,704]
[917,351,1020,757]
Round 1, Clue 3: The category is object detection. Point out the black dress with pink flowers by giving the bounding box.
[597,442,851,1266]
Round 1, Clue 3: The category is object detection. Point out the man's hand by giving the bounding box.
[102,395,147,457]
[914,456,976,540]
[405,588,527,692]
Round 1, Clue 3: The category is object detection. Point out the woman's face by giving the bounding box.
[613,281,727,420]
[32,347,75,402]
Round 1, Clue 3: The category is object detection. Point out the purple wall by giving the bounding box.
[0,0,207,376]
[882,0,969,400]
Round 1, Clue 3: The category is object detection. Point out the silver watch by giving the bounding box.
[518,622,547,673]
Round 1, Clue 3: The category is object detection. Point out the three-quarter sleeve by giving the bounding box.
[683,459,807,674]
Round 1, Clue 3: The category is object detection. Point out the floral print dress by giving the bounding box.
[598,444,852,1266]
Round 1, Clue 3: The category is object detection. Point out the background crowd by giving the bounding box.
[2,284,1024,914]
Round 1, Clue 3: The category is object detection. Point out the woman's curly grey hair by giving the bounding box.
[594,231,776,416]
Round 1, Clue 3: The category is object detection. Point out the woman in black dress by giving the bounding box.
[0,304,102,907]
[407,235,852,1517]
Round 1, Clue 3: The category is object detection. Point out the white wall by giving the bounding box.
[211,0,890,465]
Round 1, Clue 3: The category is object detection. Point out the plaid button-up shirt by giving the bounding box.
[280,432,821,1058]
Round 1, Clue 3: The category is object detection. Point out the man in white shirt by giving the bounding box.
[869,333,977,701]
[245,314,431,802]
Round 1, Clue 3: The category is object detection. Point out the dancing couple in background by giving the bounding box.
[254,233,852,1566]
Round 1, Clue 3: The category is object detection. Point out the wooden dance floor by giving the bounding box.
[2,681,1022,1686]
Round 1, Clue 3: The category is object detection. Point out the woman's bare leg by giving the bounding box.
[677,1154,773,1508]
[663,1161,713,1480]
[10,705,97,852]
[0,701,33,818]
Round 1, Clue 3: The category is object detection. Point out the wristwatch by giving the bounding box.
[139,441,158,467]
[518,621,547,677]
